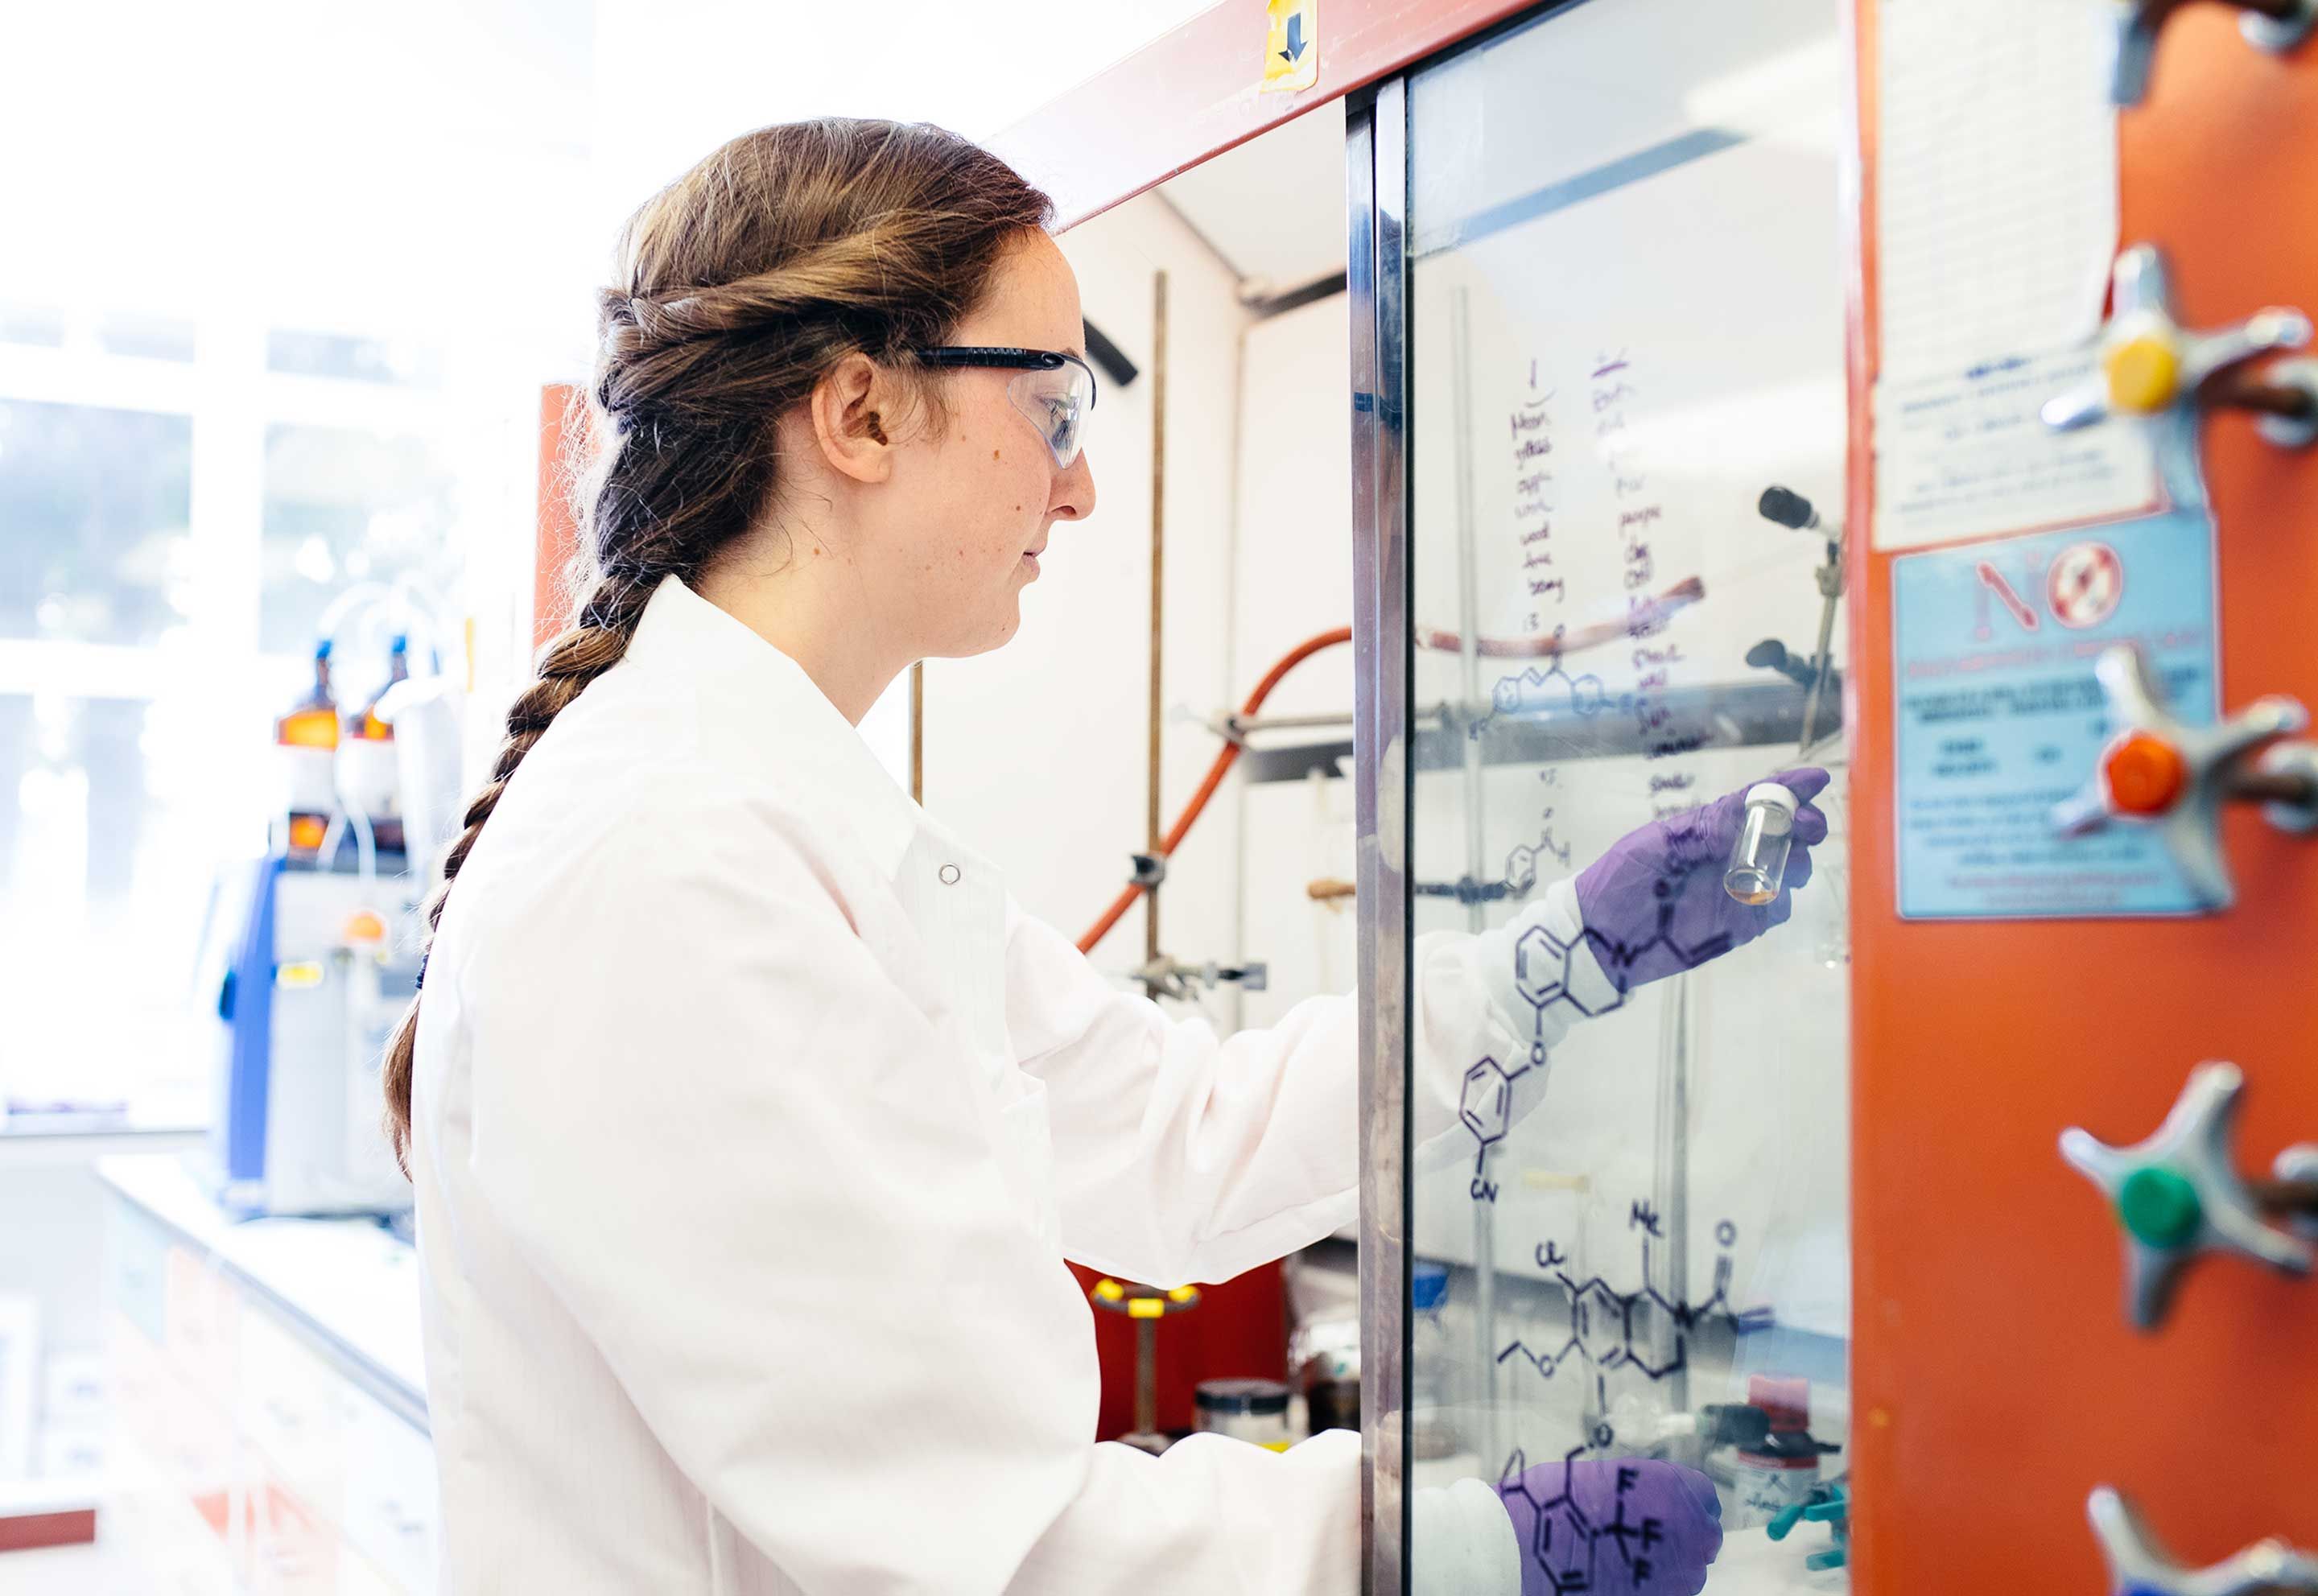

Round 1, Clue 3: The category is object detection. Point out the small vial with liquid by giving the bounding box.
[1724,782,1800,905]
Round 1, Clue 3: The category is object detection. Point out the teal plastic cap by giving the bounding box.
[2118,1165,2204,1250]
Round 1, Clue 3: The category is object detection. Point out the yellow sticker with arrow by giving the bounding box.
[1264,0,1318,94]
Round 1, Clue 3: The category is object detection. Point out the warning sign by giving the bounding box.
[1893,508,2220,919]
[1263,0,1318,94]
[2047,540,2124,629]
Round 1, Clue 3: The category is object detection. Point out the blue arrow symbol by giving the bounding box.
[1279,12,1307,63]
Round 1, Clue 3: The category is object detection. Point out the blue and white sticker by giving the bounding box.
[1892,507,2220,918]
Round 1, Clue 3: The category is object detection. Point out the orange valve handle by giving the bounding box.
[2102,731,2190,816]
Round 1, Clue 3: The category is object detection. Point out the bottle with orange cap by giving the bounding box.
[275,641,341,864]
[339,633,410,856]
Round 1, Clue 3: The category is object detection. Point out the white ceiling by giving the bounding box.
[1157,99,1350,297]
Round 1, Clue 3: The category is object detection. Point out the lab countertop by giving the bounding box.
[95,1154,429,1433]
[1709,1525,1850,1594]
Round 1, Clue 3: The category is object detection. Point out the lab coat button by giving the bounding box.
[939,864,961,885]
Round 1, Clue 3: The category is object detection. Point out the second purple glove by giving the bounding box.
[1499,1454,1723,1596]
[1572,769,1829,992]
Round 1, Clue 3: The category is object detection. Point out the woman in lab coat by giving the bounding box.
[383,120,1821,1596]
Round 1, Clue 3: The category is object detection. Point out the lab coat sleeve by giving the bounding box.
[458,785,1421,1596]
[1004,879,1605,1287]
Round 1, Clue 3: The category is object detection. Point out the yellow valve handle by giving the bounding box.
[1088,1278,1203,1317]
[2104,332,2183,414]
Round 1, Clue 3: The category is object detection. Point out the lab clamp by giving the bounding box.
[2044,245,2318,454]
[2089,1486,2318,1595]
[1745,485,1845,759]
[2049,645,2318,910]
[2107,0,2318,107]
[1121,852,1270,1000]
[2062,1062,2318,1330]
[1128,851,1268,1000]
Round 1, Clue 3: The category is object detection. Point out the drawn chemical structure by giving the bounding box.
[1497,1446,1693,1596]
[1470,655,1609,742]
[1503,782,1577,895]
[1495,1206,1759,1390]
[1465,901,1720,1199]
[1549,809,1746,999]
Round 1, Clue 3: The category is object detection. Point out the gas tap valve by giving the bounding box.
[2042,245,2315,445]
[2107,0,2318,107]
[2089,1486,2318,1594]
[2061,1063,2318,1330]
[2049,645,2316,910]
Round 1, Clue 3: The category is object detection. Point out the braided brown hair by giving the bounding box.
[382,120,1053,1171]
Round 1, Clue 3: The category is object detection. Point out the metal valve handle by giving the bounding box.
[2109,0,2318,106]
[2061,1063,2316,1330]
[2043,245,2313,437]
[2050,645,2309,910]
[2091,1487,2318,1594]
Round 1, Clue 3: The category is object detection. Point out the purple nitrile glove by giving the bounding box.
[1572,769,1830,993]
[1499,1454,1723,1596]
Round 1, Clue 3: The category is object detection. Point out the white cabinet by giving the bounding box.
[237,1314,349,1520]
[102,1169,438,1596]
[337,1387,439,1595]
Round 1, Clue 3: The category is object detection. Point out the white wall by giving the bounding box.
[585,0,1216,250]
[922,194,1252,1022]
[1233,295,1359,1028]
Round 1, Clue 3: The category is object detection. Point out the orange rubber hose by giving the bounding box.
[1417,575,1705,657]
[1078,626,1353,955]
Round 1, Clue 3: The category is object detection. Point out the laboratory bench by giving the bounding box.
[89,1155,1838,1593]
[96,1154,438,1594]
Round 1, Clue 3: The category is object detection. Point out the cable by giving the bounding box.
[1078,626,1351,954]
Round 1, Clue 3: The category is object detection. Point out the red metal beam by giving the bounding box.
[987,0,1534,230]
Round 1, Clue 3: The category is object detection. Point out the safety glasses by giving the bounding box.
[914,346,1097,469]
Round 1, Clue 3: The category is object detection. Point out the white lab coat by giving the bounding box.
[411,576,1605,1594]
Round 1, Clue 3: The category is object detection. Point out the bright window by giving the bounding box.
[0,0,595,1124]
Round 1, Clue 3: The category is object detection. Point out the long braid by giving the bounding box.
[380,116,1053,1173]
[380,564,665,1173]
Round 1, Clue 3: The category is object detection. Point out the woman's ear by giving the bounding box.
[809,353,897,484]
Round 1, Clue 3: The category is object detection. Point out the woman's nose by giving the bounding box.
[1051,450,1096,521]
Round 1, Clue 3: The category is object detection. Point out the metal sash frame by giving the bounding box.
[1349,73,1413,1596]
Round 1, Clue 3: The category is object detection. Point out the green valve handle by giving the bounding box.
[2117,1167,2204,1250]
[2062,1063,2316,1331]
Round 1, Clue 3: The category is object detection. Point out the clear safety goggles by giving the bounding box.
[915,346,1097,469]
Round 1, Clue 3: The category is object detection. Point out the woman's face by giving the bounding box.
[874,230,1099,658]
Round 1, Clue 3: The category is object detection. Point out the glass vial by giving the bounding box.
[1724,782,1799,906]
